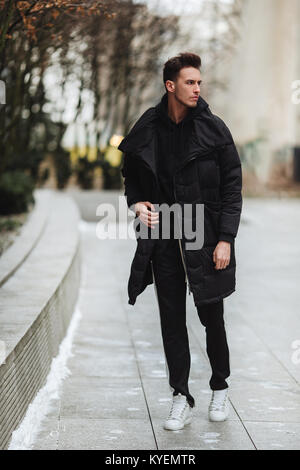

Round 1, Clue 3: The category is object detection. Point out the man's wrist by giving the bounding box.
[218,232,234,244]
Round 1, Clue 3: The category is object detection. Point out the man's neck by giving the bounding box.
[167,94,188,124]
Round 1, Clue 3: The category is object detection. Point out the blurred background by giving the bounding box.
[0,0,300,243]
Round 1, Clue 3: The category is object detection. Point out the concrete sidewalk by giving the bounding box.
[31,198,300,450]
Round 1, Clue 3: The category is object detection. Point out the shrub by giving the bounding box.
[0,171,35,215]
[75,156,94,190]
[53,147,72,189]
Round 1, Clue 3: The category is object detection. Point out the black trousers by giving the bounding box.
[151,238,230,408]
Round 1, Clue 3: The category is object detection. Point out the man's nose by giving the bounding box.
[194,84,201,93]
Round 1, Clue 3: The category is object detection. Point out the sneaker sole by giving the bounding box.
[208,413,229,422]
[163,416,192,431]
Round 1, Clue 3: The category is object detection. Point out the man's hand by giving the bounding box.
[134,201,159,229]
[213,241,231,270]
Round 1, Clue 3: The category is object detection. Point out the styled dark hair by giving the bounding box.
[163,52,201,89]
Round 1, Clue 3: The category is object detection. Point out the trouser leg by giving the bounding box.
[197,300,230,390]
[151,238,195,408]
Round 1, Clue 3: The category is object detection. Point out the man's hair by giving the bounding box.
[163,52,201,90]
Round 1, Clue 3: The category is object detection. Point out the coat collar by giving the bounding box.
[118,92,223,178]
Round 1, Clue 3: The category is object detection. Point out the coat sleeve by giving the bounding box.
[216,122,243,241]
[121,152,143,214]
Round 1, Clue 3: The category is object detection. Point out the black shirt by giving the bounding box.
[155,93,196,206]
[154,93,196,238]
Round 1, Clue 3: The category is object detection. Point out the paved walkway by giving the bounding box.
[32,198,300,450]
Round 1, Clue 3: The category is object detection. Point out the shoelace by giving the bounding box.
[167,398,188,421]
[209,391,228,411]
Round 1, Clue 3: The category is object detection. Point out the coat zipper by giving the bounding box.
[173,172,192,296]
[144,148,212,297]
[178,151,214,173]
[178,236,191,296]
[173,152,215,296]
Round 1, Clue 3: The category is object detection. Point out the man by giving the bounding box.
[118,52,243,431]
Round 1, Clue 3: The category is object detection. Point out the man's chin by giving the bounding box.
[175,94,198,109]
[186,101,197,108]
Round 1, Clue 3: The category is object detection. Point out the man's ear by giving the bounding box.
[165,80,175,93]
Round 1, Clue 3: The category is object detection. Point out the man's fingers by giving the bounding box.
[147,211,159,220]
[144,211,159,224]
[215,257,230,270]
[144,201,157,212]
[213,243,231,270]
[139,208,159,229]
[141,202,158,216]
[142,202,159,228]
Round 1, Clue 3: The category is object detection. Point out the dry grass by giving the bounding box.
[0,205,33,257]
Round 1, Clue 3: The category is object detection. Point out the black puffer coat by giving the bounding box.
[118,93,243,307]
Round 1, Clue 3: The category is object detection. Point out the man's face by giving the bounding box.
[168,66,202,108]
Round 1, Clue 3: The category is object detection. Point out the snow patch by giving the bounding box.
[8,305,82,450]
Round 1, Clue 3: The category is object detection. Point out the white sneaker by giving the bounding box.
[208,388,230,422]
[164,393,193,431]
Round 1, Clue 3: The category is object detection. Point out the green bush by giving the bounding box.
[53,147,72,189]
[0,218,23,231]
[75,156,94,190]
[0,171,35,215]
